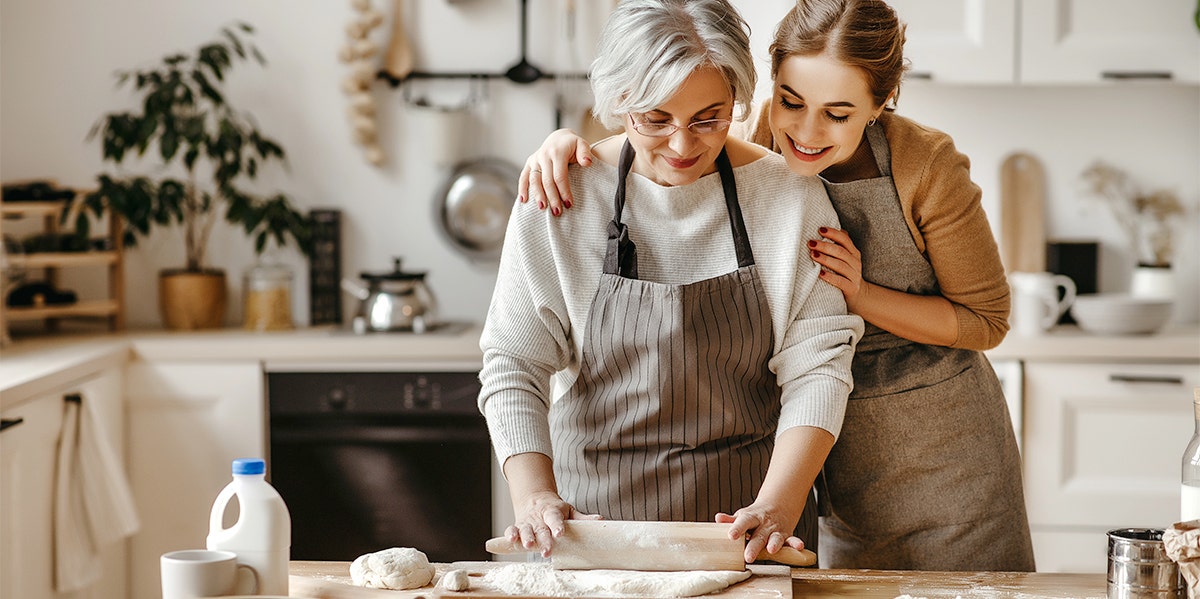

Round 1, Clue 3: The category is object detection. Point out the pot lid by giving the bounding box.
[360,258,426,281]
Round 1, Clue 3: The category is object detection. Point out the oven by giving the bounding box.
[265,363,495,563]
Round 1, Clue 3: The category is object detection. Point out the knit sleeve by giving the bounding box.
[906,130,1011,350]
[477,200,574,467]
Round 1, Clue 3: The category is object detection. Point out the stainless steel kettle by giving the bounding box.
[341,258,438,333]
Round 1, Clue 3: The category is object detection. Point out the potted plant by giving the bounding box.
[1081,161,1185,299]
[76,22,311,329]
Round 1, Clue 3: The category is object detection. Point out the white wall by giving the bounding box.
[2,0,1197,329]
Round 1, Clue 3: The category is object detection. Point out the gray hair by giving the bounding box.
[590,0,756,130]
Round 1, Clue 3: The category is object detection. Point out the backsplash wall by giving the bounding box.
[2,0,1196,329]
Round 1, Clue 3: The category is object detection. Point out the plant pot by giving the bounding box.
[159,269,227,330]
[1131,263,1176,300]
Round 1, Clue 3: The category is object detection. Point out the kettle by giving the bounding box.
[341,258,438,333]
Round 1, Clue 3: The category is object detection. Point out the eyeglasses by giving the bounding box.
[629,117,732,138]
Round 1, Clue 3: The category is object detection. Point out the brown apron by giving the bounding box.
[816,123,1035,571]
[550,141,818,545]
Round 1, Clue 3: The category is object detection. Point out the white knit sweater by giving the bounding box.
[479,151,863,465]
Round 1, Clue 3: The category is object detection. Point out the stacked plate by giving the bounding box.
[1070,294,1173,335]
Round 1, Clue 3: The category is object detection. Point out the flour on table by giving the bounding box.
[480,563,752,598]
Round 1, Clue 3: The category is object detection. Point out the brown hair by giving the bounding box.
[768,0,907,111]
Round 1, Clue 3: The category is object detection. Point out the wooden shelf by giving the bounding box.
[7,251,119,268]
[0,201,69,218]
[0,186,123,334]
[3,299,120,321]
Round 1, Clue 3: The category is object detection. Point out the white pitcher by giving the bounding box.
[1009,271,1076,336]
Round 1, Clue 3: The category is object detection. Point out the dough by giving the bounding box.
[349,547,435,590]
[439,568,470,591]
[480,563,752,598]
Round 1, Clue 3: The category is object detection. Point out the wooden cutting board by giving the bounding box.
[289,561,793,599]
[999,152,1048,273]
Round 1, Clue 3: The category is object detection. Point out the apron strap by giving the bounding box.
[715,149,754,269]
[604,141,639,277]
[865,121,892,177]
[604,140,754,277]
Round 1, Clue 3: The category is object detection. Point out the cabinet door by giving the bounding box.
[889,0,1017,83]
[1024,362,1200,527]
[0,392,64,599]
[0,367,126,599]
[1021,0,1200,83]
[125,361,264,599]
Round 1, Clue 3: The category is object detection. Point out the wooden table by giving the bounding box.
[289,561,1108,598]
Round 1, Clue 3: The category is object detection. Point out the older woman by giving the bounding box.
[478,0,861,564]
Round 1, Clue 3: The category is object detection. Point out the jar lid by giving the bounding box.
[360,258,426,281]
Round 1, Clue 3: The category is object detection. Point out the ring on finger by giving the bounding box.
[530,168,541,174]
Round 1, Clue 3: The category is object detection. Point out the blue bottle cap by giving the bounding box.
[232,458,265,475]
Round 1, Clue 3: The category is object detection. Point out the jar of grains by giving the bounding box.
[243,262,294,331]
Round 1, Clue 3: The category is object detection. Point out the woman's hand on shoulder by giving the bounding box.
[519,128,594,216]
[808,226,866,306]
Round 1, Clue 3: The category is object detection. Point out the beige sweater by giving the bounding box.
[749,105,1010,350]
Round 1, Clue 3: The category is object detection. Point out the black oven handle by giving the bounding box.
[271,426,490,444]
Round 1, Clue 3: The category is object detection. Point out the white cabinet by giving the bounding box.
[889,0,1017,83]
[1023,361,1200,572]
[893,0,1200,84]
[125,360,265,599]
[1021,0,1200,84]
[0,368,127,599]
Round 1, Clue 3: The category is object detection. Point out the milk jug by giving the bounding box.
[206,458,291,595]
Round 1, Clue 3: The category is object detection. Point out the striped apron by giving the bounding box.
[816,123,1035,571]
[549,140,818,544]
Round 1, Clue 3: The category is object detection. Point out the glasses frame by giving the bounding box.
[628,115,733,138]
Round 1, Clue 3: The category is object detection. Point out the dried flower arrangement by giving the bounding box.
[1081,161,1185,267]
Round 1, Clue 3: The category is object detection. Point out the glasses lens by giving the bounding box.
[689,119,731,135]
[635,123,675,137]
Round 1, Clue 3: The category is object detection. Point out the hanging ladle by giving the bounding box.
[504,0,544,84]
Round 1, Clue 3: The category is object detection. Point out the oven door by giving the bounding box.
[267,370,492,563]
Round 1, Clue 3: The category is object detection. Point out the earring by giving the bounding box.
[867,117,877,127]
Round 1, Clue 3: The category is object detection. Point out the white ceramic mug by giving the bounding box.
[1010,271,1076,336]
[161,549,258,599]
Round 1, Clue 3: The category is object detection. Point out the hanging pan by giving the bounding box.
[436,157,520,261]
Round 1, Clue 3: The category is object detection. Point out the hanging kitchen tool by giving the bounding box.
[381,0,415,82]
[436,157,520,260]
[504,0,544,84]
[999,151,1047,273]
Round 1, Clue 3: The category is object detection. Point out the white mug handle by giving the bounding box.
[1052,274,1077,320]
[233,564,259,595]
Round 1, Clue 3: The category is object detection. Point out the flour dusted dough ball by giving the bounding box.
[350,547,435,590]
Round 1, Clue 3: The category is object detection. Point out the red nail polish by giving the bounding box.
[552,206,561,216]
[818,227,828,234]
[812,250,821,258]
[807,240,817,248]
[564,199,573,209]
[518,195,526,203]
[538,200,546,210]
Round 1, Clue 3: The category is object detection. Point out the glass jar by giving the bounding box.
[243,262,294,331]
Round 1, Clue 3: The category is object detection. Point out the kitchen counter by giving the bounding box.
[2,323,1195,411]
[287,561,1108,598]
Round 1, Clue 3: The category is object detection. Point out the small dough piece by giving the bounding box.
[349,547,435,590]
[439,568,470,591]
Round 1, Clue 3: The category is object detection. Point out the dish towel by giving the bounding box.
[53,393,140,592]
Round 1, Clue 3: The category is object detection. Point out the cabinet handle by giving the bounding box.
[1102,71,1172,81]
[1109,374,1185,385]
[0,418,24,433]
